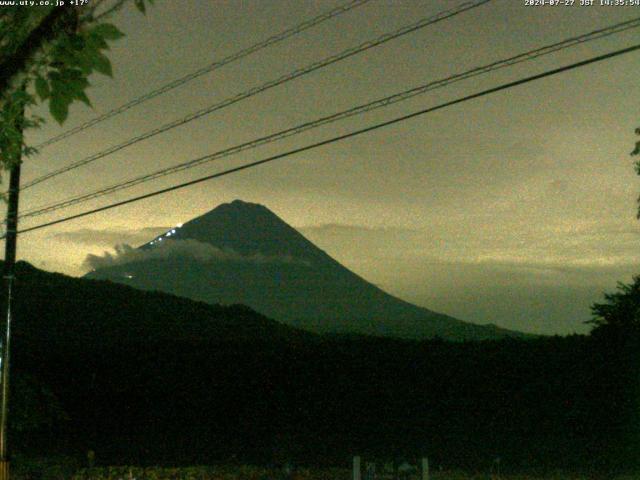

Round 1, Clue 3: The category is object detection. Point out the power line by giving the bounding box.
[18,15,640,220]
[12,42,640,238]
[34,0,373,150]
[21,0,492,190]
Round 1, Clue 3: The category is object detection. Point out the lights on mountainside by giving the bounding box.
[124,274,133,279]
[165,228,178,237]
[143,222,184,247]
[148,225,181,246]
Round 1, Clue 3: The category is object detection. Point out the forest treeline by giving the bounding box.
[2,262,638,475]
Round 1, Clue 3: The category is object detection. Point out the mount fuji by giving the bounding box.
[85,200,523,340]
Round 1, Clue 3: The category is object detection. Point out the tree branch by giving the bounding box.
[0,8,78,97]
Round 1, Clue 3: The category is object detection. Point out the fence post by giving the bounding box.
[353,456,361,480]
[421,458,429,480]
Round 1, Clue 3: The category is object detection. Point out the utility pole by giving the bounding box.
[0,107,23,480]
[0,10,82,480]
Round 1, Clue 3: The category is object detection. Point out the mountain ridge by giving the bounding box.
[86,199,528,341]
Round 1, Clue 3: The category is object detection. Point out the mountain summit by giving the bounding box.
[148,200,336,263]
[86,200,522,340]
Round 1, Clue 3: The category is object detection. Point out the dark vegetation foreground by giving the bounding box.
[3,262,638,475]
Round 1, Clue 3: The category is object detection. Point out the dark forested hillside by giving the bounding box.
[3,262,638,474]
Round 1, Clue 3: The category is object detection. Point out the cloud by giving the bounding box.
[299,223,418,235]
[546,179,569,195]
[53,227,170,247]
[364,255,637,335]
[83,239,309,271]
[298,223,428,263]
[300,221,640,269]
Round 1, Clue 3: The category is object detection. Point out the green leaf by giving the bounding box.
[91,23,125,41]
[60,68,84,82]
[58,68,89,94]
[68,34,86,51]
[35,76,51,101]
[65,82,89,105]
[35,75,51,101]
[50,95,70,124]
[92,52,113,77]
[86,31,109,51]
[51,36,85,68]
[74,51,96,75]
[22,146,38,157]
[74,90,92,107]
[50,79,71,100]
[134,0,146,14]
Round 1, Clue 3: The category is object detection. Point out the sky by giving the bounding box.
[9,0,640,335]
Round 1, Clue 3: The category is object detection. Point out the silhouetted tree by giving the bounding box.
[589,276,640,335]
[632,127,640,217]
[588,277,640,472]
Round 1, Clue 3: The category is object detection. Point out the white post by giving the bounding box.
[421,458,429,480]
[353,456,361,480]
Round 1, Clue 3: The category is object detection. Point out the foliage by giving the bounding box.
[70,466,347,480]
[589,275,640,334]
[632,127,640,216]
[10,373,68,434]
[12,455,80,480]
[4,464,637,480]
[33,21,123,122]
[0,0,155,173]
[134,0,155,15]
[632,127,640,157]
[0,87,41,173]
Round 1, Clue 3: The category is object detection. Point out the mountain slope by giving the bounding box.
[86,200,524,341]
[8,260,308,347]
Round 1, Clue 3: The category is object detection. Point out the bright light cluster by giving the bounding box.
[147,224,182,247]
